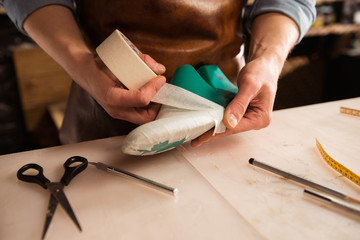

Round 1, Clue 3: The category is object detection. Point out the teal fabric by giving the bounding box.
[171,65,237,108]
[197,65,238,94]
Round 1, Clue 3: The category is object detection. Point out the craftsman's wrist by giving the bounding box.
[68,48,102,91]
[248,47,286,79]
[247,13,299,75]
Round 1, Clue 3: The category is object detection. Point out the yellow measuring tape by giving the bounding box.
[340,106,360,117]
[316,139,360,187]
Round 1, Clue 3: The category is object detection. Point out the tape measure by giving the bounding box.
[316,138,360,187]
[340,106,360,117]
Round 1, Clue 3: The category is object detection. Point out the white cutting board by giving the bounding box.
[0,137,262,240]
[179,97,360,240]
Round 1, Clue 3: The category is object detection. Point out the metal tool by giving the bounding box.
[89,162,178,196]
[249,158,360,204]
[17,156,88,239]
[304,188,360,217]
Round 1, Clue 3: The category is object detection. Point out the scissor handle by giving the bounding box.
[17,163,50,189]
[61,156,88,186]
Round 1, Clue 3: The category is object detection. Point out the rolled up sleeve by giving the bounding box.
[0,0,75,35]
[245,0,317,42]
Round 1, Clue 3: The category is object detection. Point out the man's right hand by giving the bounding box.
[82,52,166,125]
[24,5,166,125]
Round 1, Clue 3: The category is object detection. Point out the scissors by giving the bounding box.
[17,156,88,239]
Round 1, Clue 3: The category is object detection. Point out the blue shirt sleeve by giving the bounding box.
[0,0,75,35]
[246,0,317,42]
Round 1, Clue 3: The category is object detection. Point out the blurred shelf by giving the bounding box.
[306,23,360,36]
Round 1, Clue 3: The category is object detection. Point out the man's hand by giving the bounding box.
[191,13,299,147]
[24,5,166,125]
[191,54,278,147]
[84,52,166,125]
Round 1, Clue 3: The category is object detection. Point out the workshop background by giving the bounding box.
[1,0,360,155]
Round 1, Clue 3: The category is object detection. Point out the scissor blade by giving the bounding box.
[42,194,58,239]
[48,183,82,232]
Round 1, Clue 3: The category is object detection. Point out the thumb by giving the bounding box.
[223,85,254,129]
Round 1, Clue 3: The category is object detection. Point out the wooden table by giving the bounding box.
[1,97,359,240]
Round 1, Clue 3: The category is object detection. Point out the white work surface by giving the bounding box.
[1,98,360,240]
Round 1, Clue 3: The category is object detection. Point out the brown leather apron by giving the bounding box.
[60,0,245,144]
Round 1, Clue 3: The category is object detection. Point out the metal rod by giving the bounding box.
[89,162,178,196]
[304,188,360,217]
[249,158,360,204]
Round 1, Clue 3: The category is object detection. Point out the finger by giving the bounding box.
[139,53,166,75]
[109,75,166,108]
[223,79,257,129]
[118,103,162,125]
[191,130,217,148]
[191,109,264,148]
[191,128,234,148]
[190,122,248,148]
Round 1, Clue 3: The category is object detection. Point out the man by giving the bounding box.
[1,0,316,147]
